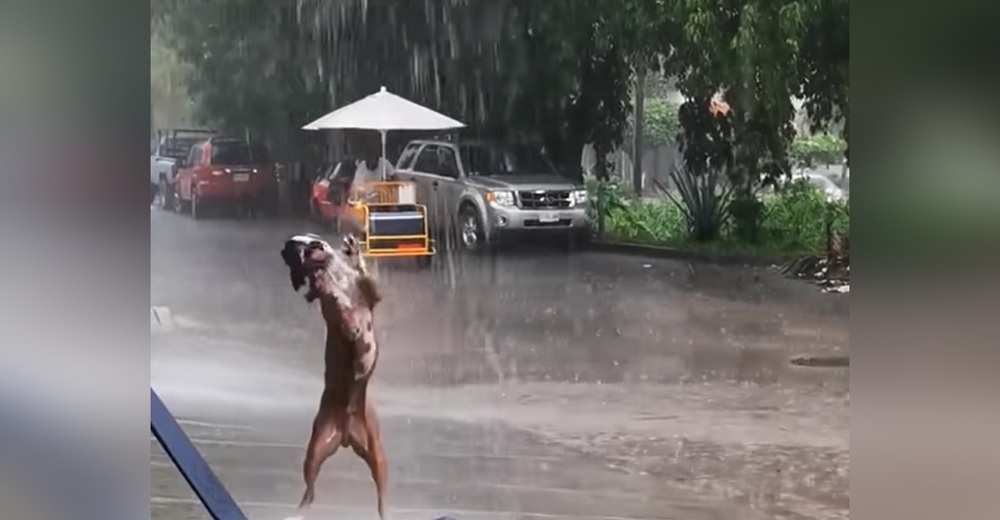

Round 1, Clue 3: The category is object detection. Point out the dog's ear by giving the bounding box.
[280,239,307,292]
[282,238,331,293]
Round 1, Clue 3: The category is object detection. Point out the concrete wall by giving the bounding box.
[583,142,681,195]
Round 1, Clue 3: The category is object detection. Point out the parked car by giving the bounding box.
[393,140,590,251]
[150,128,214,206]
[787,170,846,202]
[171,137,277,219]
[309,159,357,225]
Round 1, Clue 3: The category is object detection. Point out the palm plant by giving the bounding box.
[662,163,734,242]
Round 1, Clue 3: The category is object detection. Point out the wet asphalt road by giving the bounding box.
[151,208,849,520]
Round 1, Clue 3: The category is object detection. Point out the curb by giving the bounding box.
[586,240,791,267]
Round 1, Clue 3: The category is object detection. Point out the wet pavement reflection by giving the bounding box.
[152,210,848,520]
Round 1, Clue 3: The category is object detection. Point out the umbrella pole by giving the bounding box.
[379,129,388,181]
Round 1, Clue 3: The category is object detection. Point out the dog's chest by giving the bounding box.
[355,312,378,378]
[322,291,378,361]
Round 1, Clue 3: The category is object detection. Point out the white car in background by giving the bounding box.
[790,170,846,202]
[751,166,846,203]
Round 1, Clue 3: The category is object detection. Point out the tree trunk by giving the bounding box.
[631,63,646,197]
[595,150,608,240]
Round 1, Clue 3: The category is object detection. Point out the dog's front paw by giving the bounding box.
[341,234,359,256]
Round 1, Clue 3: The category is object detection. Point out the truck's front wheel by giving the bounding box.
[173,184,190,214]
[191,189,204,220]
[158,176,174,211]
[458,205,491,254]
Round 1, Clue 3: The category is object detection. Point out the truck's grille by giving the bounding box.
[517,190,572,209]
[524,218,572,228]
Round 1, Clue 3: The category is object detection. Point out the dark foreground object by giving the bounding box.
[151,388,248,520]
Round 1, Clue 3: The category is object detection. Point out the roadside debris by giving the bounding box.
[777,254,849,292]
[776,229,849,294]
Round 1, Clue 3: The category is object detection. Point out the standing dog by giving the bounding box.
[281,233,387,519]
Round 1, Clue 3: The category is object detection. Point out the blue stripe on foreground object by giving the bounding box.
[151,388,249,520]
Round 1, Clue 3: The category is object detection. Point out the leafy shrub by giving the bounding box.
[729,193,765,244]
[606,199,686,243]
[828,199,850,240]
[585,177,628,223]
[591,175,849,256]
[588,178,685,243]
[762,178,849,253]
[790,133,847,167]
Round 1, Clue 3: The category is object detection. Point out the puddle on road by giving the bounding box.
[152,306,199,332]
[685,346,789,385]
[790,356,850,368]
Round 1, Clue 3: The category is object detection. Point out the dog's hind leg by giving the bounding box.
[298,411,342,511]
[349,401,388,519]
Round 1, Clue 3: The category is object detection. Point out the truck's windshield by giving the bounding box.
[161,137,206,160]
[211,141,269,165]
[459,144,558,176]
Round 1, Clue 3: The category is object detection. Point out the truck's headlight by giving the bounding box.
[571,189,588,205]
[487,190,515,206]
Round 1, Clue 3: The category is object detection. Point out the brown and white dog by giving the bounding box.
[280,233,387,519]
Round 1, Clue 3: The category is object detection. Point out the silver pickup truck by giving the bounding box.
[393,140,590,251]
[150,128,213,206]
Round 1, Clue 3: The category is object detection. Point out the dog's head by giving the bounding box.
[280,233,366,303]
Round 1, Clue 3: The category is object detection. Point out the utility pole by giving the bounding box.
[632,63,646,197]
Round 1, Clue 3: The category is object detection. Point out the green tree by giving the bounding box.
[625,97,681,148]
[151,23,195,130]
[790,133,848,167]
[154,0,639,180]
[301,0,661,178]
[663,0,848,242]
[152,0,847,193]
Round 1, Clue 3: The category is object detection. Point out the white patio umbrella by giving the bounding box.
[302,86,465,180]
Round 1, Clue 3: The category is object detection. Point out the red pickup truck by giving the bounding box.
[171,138,276,219]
